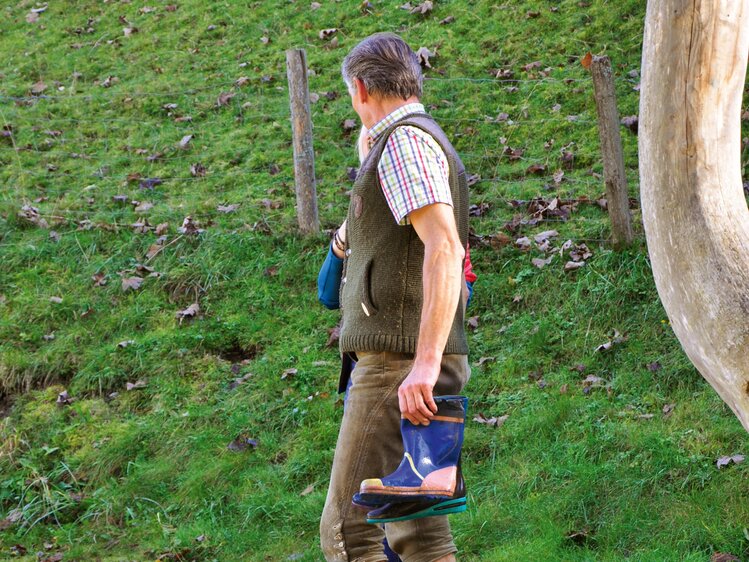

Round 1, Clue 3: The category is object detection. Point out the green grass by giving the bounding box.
[1,0,749,560]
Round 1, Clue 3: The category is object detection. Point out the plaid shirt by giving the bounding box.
[367,103,453,225]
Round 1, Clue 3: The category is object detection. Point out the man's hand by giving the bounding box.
[398,360,440,425]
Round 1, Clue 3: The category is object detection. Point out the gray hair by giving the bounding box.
[341,32,423,100]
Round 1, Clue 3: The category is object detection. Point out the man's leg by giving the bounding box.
[384,353,470,562]
[320,351,413,561]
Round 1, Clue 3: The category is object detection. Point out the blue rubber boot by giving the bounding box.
[356,395,468,504]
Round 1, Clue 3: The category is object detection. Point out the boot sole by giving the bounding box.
[366,497,467,524]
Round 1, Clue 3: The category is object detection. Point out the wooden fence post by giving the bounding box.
[285,48,319,235]
[590,55,634,249]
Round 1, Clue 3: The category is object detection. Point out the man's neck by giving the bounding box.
[364,95,420,129]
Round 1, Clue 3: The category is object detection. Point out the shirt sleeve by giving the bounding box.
[377,126,452,225]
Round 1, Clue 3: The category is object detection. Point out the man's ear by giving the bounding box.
[353,77,368,103]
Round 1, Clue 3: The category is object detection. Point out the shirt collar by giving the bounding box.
[367,102,426,147]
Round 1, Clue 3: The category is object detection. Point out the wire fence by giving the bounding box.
[0,69,635,247]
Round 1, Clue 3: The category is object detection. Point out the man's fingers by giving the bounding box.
[400,386,435,425]
[405,392,429,425]
[424,390,438,414]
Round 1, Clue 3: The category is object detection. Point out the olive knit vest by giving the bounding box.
[338,111,469,355]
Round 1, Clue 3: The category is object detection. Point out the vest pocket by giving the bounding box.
[360,258,379,317]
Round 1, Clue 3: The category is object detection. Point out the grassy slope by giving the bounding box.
[1,0,748,560]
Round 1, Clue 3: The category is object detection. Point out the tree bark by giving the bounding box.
[639,0,749,430]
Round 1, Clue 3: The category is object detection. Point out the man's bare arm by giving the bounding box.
[398,202,464,425]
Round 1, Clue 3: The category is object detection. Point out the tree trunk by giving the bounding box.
[639,0,749,430]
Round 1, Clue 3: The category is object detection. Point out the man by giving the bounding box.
[320,33,470,562]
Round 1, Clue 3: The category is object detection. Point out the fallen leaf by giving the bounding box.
[319,28,338,40]
[410,0,433,14]
[467,316,479,330]
[488,232,512,249]
[190,162,207,177]
[56,390,73,406]
[534,230,559,244]
[176,303,200,322]
[711,553,741,562]
[281,368,298,380]
[49,296,63,304]
[121,276,144,292]
[146,243,164,260]
[179,134,193,149]
[621,115,638,134]
[580,52,593,69]
[473,413,509,428]
[526,163,546,175]
[301,484,315,496]
[342,119,357,133]
[716,454,745,469]
[217,91,236,107]
[416,46,435,68]
[662,403,676,418]
[564,260,585,272]
[646,361,662,372]
[139,178,162,190]
[595,330,627,352]
[515,237,532,251]
[531,256,553,269]
[439,15,455,24]
[126,380,147,391]
[227,436,258,452]
[179,215,203,234]
[217,204,239,213]
[475,356,495,367]
[469,202,490,217]
[326,325,341,347]
[117,340,135,348]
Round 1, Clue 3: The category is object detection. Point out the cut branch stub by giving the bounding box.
[639,0,749,431]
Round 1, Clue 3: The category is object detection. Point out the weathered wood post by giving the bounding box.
[640,0,749,431]
[590,55,634,249]
[285,48,319,235]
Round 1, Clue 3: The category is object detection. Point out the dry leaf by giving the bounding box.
[179,134,193,149]
[121,276,144,292]
[410,0,433,14]
[281,368,298,380]
[716,455,745,469]
[581,52,593,69]
[564,260,585,272]
[176,303,200,322]
[126,379,147,391]
[319,28,338,40]
[473,413,508,428]
[416,46,434,68]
